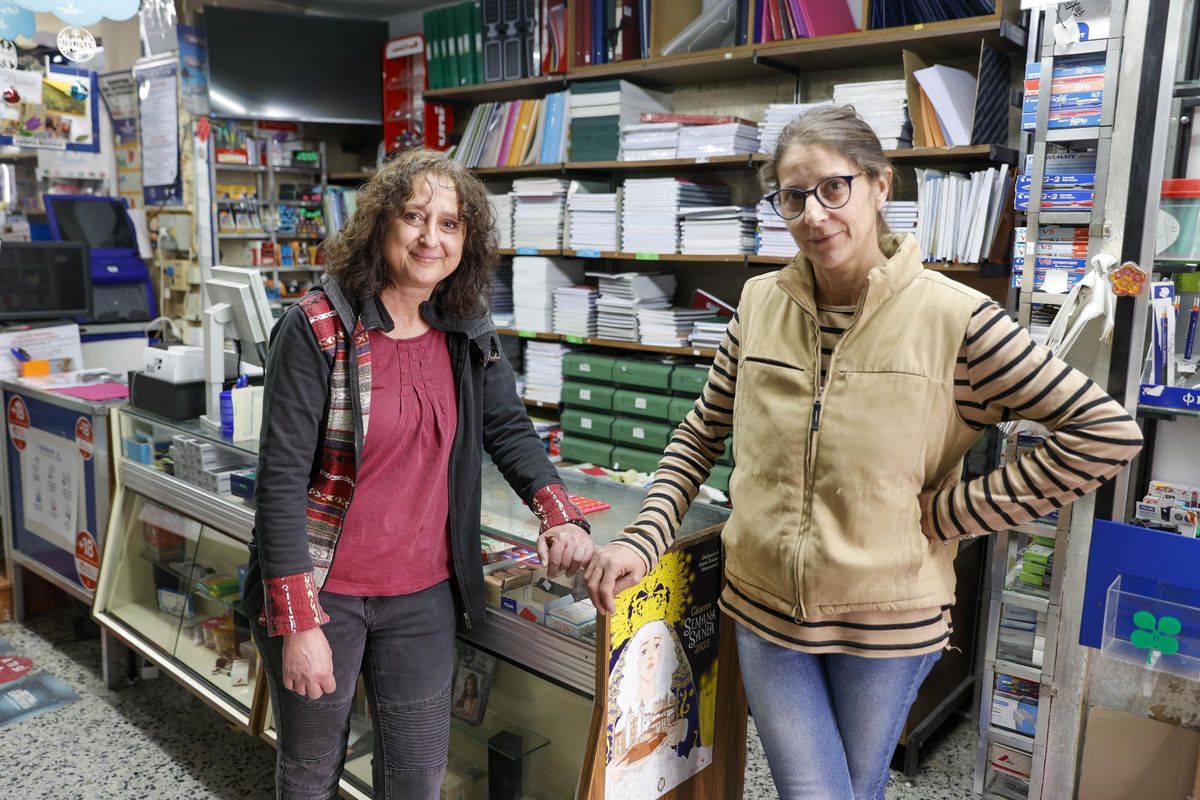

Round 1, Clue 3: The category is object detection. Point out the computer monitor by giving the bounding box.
[0,242,91,322]
[208,266,274,350]
[203,266,275,368]
[44,195,138,250]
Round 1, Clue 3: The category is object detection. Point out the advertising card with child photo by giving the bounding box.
[605,536,722,799]
[451,642,496,727]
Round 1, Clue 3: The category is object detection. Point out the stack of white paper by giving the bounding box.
[621,178,731,254]
[680,206,757,254]
[760,102,833,156]
[677,122,760,159]
[489,265,514,328]
[832,80,910,150]
[915,165,1012,264]
[637,307,715,348]
[488,192,514,249]
[512,256,585,332]
[689,318,727,348]
[913,64,978,148]
[552,285,599,337]
[883,201,919,236]
[567,189,619,251]
[523,341,570,404]
[619,122,679,161]
[512,178,569,249]
[595,272,676,342]
[755,198,797,257]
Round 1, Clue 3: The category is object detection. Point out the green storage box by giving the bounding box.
[612,418,673,450]
[668,396,695,423]
[611,446,663,474]
[670,364,710,397]
[562,352,618,383]
[560,409,615,441]
[613,358,675,391]
[561,381,615,411]
[560,437,613,467]
[708,464,733,493]
[613,389,674,421]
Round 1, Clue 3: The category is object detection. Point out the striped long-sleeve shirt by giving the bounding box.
[615,299,1143,656]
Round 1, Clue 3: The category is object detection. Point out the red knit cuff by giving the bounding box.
[261,572,330,636]
[532,483,591,535]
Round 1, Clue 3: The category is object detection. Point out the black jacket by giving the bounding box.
[244,274,565,629]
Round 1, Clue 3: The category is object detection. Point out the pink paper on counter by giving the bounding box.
[54,383,130,402]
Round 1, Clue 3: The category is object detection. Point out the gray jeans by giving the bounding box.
[253,580,457,800]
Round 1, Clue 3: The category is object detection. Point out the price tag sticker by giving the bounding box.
[516,246,538,255]
[633,427,646,439]
[636,252,660,261]
[579,389,592,401]
[635,397,647,409]
[577,248,601,259]
[694,156,709,164]
[565,335,584,344]
[581,418,593,430]
[518,330,536,339]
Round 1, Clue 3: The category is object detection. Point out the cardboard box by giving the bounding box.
[500,576,575,625]
[562,352,618,383]
[561,381,616,411]
[561,409,616,441]
[1077,706,1200,800]
[991,692,1038,736]
[484,563,537,608]
[547,599,597,640]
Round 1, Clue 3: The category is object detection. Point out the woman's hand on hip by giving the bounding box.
[585,544,649,616]
[282,626,336,700]
[537,523,593,578]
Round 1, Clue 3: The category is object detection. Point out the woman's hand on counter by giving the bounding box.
[537,523,594,579]
[584,544,650,616]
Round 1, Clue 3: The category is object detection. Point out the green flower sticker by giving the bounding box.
[1130,610,1182,664]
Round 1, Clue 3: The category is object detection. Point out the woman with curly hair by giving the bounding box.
[243,148,594,799]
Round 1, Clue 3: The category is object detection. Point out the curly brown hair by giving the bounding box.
[323,148,498,319]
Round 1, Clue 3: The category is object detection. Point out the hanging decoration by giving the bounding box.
[55,25,96,63]
[2,87,18,104]
[13,0,138,27]
[0,41,18,70]
[0,3,34,42]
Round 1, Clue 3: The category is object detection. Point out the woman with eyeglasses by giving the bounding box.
[585,105,1141,799]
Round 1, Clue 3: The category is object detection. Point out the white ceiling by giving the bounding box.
[282,0,436,18]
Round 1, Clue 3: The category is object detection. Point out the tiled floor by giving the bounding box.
[0,604,976,799]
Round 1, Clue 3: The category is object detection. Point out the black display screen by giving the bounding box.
[46,197,137,250]
[0,242,91,321]
[204,8,387,125]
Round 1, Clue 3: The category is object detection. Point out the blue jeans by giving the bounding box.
[253,580,457,800]
[735,621,941,800]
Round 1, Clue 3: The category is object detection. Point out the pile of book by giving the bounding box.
[1012,224,1090,293]
[760,101,831,156]
[324,187,358,235]
[622,178,730,254]
[677,119,760,159]
[454,93,569,168]
[680,206,757,255]
[991,672,1039,737]
[755,198,796,257]
[1015,151,1097,212]
[422,1,486,89]
[566,182,619,251]
[512,178,569,249]
[997,604,1045,669]
[833,79,910,150]
[1018,537,1055,596]
[883,201,919,235]
[1022,55,1106,131]
[689,319,727,349]
[512,256,584,331]
[915,165,1012,264]
[552,285,599,337]
[569,80,671,163]
[595,272,676,343]
[619,121,680,161]
[487,192,514,249]
[755,0,857,42]
[637,307,714,348]
[489,264,513,328]
[523,341,571,405]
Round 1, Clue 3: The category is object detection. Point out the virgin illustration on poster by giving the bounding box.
[604,537,722,799]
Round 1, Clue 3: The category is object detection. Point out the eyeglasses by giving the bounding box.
[763,173,864,220]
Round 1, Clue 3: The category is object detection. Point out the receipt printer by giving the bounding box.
[143,346,205,383]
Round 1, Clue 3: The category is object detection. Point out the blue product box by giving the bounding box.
[122,434,154,464]
[1025,60,1107,80]
[1034,256,1089,270]
[1016,189,1095,211]
[230,469,256,500]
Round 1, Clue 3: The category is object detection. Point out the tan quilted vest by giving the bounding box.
[725,234,985,619]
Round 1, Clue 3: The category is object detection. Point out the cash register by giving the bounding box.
[43,194,156,323]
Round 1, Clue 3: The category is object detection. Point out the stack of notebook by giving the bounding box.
[832,79,910,150]
[621,178,731,254]
[489,264,514,328]
[552,285,599,337]
[595,272,676,342]
[567,183,619,251]
[756,198,797,257]
[523,341,571,405]
[568,80,671,162]
[488,192,514,249]
[512,178,569,249]
[680,206,758,255]
[637,307,716,348]
[677,121,760,159]
[512,256,584,331]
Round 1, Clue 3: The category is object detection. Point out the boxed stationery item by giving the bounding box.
[991,672,1039,736]
[500,574,576,625]
[547,598,597,640]
[483,562,537,608]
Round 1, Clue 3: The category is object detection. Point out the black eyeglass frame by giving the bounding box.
[762,173,865,220]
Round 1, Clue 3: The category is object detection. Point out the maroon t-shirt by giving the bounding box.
[323,327,457,596]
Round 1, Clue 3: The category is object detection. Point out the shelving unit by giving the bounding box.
[208,136,329,312]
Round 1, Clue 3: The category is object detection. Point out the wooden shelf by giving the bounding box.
[500,248,995,273]
[522,397,561,412]
[328,171,375,183]
[426,13,1024,100]
[424,74,566,104]
[470,146,1015,178]
[561,249,749,263]
[754,15,1025,72]
[496,328,717,359]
